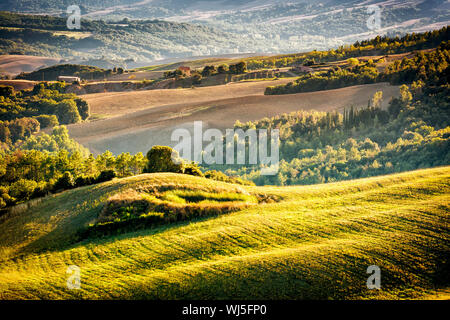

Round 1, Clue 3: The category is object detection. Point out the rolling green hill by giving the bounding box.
[0,166,448,299]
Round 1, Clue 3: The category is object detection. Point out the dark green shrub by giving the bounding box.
[96,170,116,183]
[144,146,184,173]
[229,61,247,74]
[204,170,255,186]
[9,179,38,201]
[52,171,74,192]
[0,186,13,209]
[183,162,204,177]
[201,65,216,77]
[34,115,59,128]
[31,182,50,198]
[218,64,229,74]
[0,85,14,98]
[192,73,202,84]
[56,100,81,124]
[75,175,96,187]
[74,98,90,120]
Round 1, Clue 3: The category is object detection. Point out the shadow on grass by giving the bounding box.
[15,197,254,258]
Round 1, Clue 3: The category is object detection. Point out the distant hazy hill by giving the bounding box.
[0,0,263,13]
[0,11,252,64]
[2,0,449,54]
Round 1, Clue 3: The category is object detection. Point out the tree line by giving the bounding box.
[246,26,449,70]
[15,64,120,81]
[0,82,90,149]
[265,41,449,95]
[0,129,251,211]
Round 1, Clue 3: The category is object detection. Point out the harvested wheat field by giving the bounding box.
[70,82,399,155]
[80,78,295,117]
[0,54,61,76]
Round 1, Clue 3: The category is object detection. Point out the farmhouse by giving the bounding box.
[57,75,81,83]
[178,66,191,76]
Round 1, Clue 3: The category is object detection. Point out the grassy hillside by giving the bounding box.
[0,166,448,299]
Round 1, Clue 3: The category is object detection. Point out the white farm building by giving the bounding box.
[57,76,81,83]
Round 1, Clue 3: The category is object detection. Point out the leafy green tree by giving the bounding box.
[8,118,40,143]
[229,62,247,74]
[370,91,383,108]
[96,151,116,172]
[115,152,132,177]
[83,154,97,177]
[218,64,229,73]
[52,171,74,191]
[9,179,37,201]
[0,85,14,98]
[192,73,202,84]
[75,98,90,120]
[96,170,116,182]
[348,58,359,66]
[56,99,81,124]
[201,65,216,77]
[400,85,413,103]
[183,162,204,177]
[35,115,59,128]
[20,125,89,156]
[0,186,13,209]
[0,122,11,145]
[144,146,184,173]
[129,152,147,175]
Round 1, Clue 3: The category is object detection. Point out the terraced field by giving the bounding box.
[0,167,448,299]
